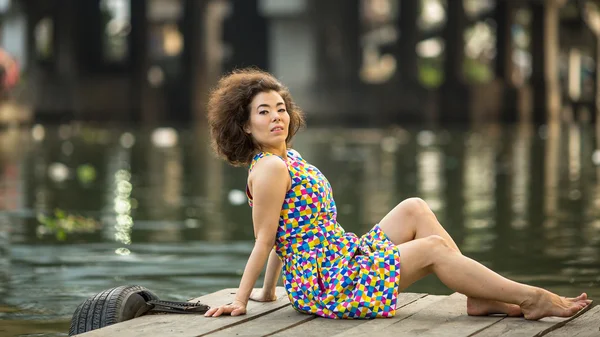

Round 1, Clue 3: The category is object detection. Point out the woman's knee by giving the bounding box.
[396,197,430,218]
[379,198,434,245]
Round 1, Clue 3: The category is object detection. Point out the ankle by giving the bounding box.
[520,287,543,308]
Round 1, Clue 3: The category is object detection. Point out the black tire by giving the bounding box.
[69,285,159,336]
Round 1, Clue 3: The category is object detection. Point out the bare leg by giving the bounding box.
[378,198,520,315]
[378,198,589,318]
[378,198,461,250]
[396,235,590,320]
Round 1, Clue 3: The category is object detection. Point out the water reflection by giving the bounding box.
[511,123,533,230]
[417,130,444,213]
[462,126,498,254]
[0,122,599,336]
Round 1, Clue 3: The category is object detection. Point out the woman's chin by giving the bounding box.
[269,134,288,143]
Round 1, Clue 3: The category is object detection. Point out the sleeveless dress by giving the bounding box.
[246,149,401,319]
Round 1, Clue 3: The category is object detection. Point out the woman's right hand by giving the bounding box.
[204,300,247,317]
[249,289,277,302]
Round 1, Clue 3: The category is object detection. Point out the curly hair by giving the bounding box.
[207,68,305,166]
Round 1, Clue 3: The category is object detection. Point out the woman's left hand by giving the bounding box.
[204,300,247,317]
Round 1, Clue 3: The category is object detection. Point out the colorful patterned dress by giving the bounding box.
[246,149,401,319]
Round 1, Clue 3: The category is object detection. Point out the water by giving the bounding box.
[0,122,599,336]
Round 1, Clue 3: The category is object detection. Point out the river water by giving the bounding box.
[0,122,599,336]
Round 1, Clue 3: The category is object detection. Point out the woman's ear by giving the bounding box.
[243,125,251,134]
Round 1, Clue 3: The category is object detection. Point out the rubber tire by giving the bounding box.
[69,285,159,336]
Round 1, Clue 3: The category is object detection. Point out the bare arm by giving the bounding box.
[206,156,289,317]
[262,249,283,294]
[248,248,282,302]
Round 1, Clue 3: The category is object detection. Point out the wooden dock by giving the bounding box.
[77,287,597,337]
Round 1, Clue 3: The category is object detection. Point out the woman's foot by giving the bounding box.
[520,289,591,320]
[467,297,523,317]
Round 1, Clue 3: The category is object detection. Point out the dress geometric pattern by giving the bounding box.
[247,149,401,319]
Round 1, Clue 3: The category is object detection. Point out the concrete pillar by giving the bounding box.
[197,0,230,122]
[313,0,361,90]
[530,0,562,124]
[22,0,81,120]
[169,0,208,124]
[379,0,430,125]
[129,0,149,123]
[495,0,514,83]
[395,0,419,85]
[22,0,54,67]
[443,0,466,84]
[596,35,600,124]
[74,0,101,72]
[223,0,269,71]
[53,1,78,77]
[182,0,208,122]
[336,0,362,89]
[309,0,362,123]
[495,0,519,123]
[440,0,470,124]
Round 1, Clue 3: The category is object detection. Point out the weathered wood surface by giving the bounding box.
[76,287,597,337]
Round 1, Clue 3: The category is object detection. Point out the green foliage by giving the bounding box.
[464,57,494,83]
[37,209,100,241]
[418,60,444,88]
[77,164,97,184]
[418,57,493,88]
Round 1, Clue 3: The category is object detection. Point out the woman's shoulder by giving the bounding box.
[246,153,290,202]
[249,151,288,175]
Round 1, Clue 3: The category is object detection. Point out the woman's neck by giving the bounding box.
[260,145,287,159]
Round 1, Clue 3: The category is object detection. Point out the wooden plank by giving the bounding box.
[76,287,289,337]
[538,304,599,337]
[202,293,427,336]
[472,301,596,337]
[206,306,313,337]
[395,293,431,307]
[414,312,504,337]
[266,313,365,336]
[379,292,491,337]
[333,295,447,337]
[267,293,431,337]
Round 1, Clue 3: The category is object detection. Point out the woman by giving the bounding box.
[204,68,591,320]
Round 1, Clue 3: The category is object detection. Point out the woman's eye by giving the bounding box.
[259,110,268,115]
[278,109,287,113]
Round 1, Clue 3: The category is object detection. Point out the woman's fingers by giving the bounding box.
[204,305,227,317]
[204,308,216,317]
[204,304,246,317]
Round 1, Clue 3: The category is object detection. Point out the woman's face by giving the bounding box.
[245,90,290,152]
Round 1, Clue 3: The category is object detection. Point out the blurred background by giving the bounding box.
[1,0,600,336]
